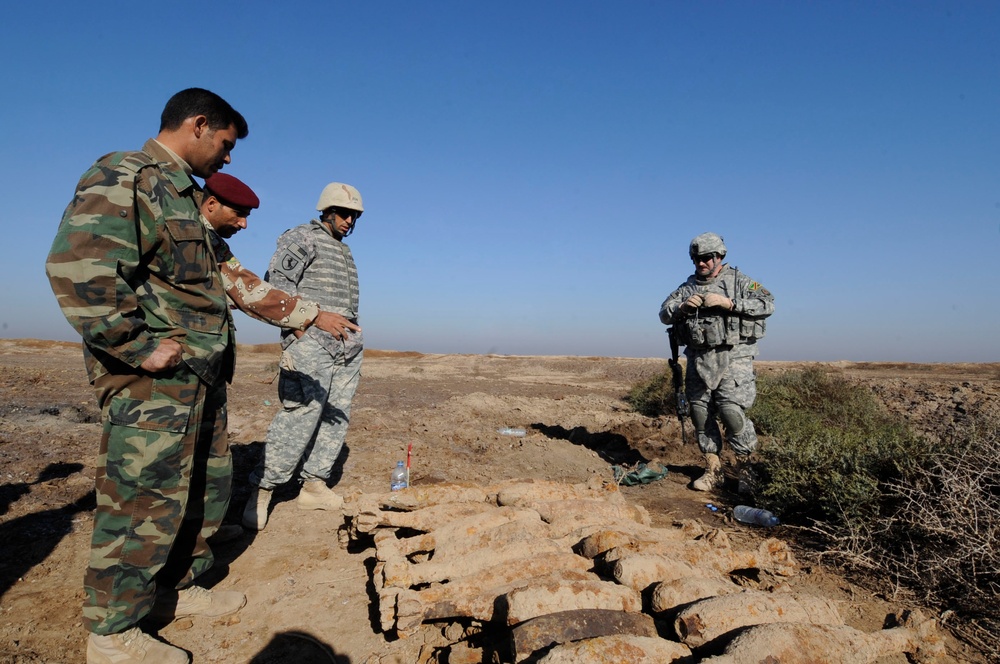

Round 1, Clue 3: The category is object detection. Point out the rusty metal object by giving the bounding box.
[502,579,642,626]
[674,590,844,647]
[536,634,693,664]
[701,612,948,664]
[509,610,659,662]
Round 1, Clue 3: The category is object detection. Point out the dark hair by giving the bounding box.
[159,88,249,138]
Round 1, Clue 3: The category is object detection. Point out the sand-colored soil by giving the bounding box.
[1,339,996,663]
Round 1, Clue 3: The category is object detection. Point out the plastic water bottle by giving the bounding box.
[497,427,526,437]
[733,505,779,527]
[390,461,408,491]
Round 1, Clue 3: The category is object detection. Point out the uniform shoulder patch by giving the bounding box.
[279,242,309,273]
[281,253,299,272]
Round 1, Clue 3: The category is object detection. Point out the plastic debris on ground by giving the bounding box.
[612,461,669,486]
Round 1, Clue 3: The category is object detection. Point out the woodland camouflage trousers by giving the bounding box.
[83,366,230,634]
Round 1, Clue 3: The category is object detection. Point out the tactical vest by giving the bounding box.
[676,266,766,350]
[678,312,737,349]
[296,225,360,320]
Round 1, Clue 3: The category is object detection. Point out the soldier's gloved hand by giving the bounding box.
[680,294,704,313]
[703,293,734,310]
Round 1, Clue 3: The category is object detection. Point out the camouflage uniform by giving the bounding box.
[659,264,774,456]
[45,139,235,635]
[249,220,363,490]
[203,218,320,330]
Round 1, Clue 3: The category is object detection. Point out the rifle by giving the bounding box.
[667,326,689,444]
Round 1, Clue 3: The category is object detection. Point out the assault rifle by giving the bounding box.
[667,326,689,444]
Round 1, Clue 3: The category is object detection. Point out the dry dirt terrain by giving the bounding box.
[1,339,997,663]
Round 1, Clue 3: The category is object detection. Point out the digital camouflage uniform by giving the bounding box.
[659,264,774,456]
[45,139,235,635]
[249,220,363,490]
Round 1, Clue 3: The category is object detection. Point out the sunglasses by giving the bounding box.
[331,208,358,221]
[694,254,717,264]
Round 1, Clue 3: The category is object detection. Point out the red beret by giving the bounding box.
[204,173,260,209]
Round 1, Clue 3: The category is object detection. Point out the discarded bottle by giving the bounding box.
[497,427,526,437]
[390,461,408,491]
[733,505,779,527]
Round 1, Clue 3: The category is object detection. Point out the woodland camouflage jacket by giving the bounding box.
[46,139,235,386]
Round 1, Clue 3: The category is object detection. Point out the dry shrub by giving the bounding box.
[830,413,1000,653]
[626,367,1000,650]
[750,369,1000,653]
[624,368,675,418]
[749,368,927,527]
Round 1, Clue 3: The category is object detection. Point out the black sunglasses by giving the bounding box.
[331,208,358,220]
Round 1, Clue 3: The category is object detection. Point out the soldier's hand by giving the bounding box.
[703,293,734,310]
[680,293,704,313]
[141,338,183,372]
[312,311,362,341]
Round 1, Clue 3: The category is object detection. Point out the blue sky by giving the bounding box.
[1,2,997,361]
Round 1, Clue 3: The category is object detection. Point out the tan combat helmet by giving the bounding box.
[689,232,727,259]
[316,182,364,218]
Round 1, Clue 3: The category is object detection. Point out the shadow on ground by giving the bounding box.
[249,630,349,663]
[531,423,647,467]
[0,462,94,599]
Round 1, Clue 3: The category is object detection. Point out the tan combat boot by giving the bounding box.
[241,486,272,530]
[149,585,247,621]
[692,453,724,492]
[297,480,344,511]
[87,626,189,664]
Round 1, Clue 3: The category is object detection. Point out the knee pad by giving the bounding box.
[719,404,746,437]
[690,403,710,433]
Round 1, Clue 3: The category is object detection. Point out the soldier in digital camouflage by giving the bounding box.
[659,233,774,494]
[201,172,360,341]
[242,182,366,531]
[197,173,361,544]
[45,88,249,664]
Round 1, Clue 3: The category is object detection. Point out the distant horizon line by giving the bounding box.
[2,338,997,366]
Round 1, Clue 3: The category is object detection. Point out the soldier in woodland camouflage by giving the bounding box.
[242,183,366,531]
[45,88,249,664]
[659,233,774,493]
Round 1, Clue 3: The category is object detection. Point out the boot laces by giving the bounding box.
[118,627,149,653]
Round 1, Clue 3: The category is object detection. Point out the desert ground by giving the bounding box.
[1,338,997,663]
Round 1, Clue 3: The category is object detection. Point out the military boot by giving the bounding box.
[736,455,756,496]
[692,453,724,492]
[297,480,344,511]
[150,585,247,621]
[241,486,272,530]
[209,523,244,544]
[87,626,189,664]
